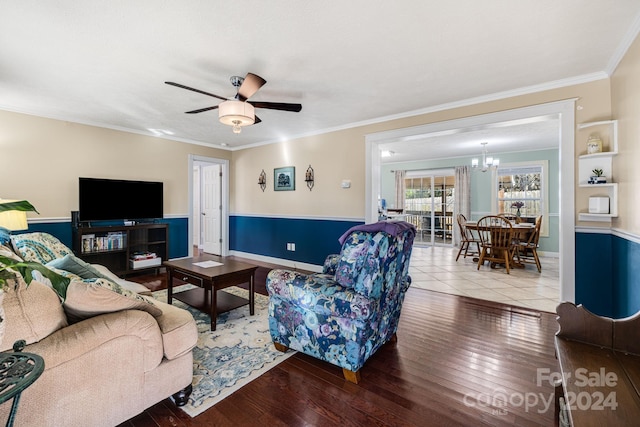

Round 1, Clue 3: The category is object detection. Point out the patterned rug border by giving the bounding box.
[153,285,296,417]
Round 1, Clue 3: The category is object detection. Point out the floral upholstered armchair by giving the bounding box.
[266,221,416,383]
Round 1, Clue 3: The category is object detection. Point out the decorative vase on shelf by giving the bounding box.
[587,134,603,154]
[516,208,521,217]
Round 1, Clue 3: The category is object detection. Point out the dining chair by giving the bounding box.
[515,215,543,272]
[476,215,516,274]
[455,213,480,261]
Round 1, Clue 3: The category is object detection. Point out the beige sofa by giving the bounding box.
[0,233,198,427]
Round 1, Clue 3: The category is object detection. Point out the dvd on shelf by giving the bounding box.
[81,232,126,253]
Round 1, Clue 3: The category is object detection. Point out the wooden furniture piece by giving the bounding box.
[386,208,404,214]
[73,223,168,276]
[466,219,534,269]
[515,215,543,272]
[497,212,521,223]
[455,213,480,261]
[475,215,515,273]
[164,255,258,331]
[555,302,640,426]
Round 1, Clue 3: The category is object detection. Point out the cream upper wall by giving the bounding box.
[231,129,365,219]
[0,74,620,226]
[0,110,229,219]
[611,32,640,234]
[232,79,612,223]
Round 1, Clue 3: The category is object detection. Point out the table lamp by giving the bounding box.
[0,199,37,245]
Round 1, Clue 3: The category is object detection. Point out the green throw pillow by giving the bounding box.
[47,254,109,279]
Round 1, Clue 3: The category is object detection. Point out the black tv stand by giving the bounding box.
[72,223,168,277]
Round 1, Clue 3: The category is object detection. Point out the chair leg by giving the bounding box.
[477,248,486,270]
[504,249,510,274]
[456,241,467,261]
[273,342,289,353]
[533,249,542,272]
[343,368,361,384]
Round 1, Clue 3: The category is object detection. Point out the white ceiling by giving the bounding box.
[1,1,640,158]
[379,115,561,164]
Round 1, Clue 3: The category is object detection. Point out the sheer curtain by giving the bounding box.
[454,166,471,245]
[394,170,406,211]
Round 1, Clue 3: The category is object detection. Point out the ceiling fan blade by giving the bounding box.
[253,116,262,124]
[237,73,267,101]
[249,101,302,112]
[165,81,228,101]
[185,105,219,114]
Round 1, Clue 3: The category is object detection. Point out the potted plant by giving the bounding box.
[589,168,607,184]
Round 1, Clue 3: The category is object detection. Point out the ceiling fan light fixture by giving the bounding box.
[218,100,255,132]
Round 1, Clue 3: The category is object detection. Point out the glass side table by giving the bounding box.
[0,340,44,427]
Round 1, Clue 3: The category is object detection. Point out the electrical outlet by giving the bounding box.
[286,242,296,251]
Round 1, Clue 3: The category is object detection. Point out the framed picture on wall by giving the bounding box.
[274,166,295,191]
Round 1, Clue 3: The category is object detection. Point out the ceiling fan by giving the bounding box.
[165,72,302,134]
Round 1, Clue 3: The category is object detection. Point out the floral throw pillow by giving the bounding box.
[11,232,73,264]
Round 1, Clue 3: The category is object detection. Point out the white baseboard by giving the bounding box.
[229,250,323,273]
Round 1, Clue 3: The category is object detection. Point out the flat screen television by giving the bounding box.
[79,177,163,222]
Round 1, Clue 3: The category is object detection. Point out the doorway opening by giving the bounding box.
[365,99,576,303]
[404,170,455,246]
[188,155,229,257]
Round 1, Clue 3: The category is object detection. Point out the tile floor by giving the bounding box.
[409,245,560,313]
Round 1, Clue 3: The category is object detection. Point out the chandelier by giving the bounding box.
[472,142,499,172]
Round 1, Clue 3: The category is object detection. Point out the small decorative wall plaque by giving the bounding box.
[274,167,295,191]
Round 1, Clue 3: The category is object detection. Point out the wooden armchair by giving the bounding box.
[476,215,515,274]
[455,213,480,261]
[515,215,542,272]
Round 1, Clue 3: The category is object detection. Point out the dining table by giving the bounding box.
[464,220,535,268]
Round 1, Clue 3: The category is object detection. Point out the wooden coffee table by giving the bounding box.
[164,255,258,330]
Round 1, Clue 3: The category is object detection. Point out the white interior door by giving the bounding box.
[192,166,201,248]
[202,164,222,255]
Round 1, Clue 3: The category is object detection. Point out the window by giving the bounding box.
[493,161,548,236]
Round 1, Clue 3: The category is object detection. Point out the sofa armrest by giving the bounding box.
[150,299,198,360]
[25,310,164,373]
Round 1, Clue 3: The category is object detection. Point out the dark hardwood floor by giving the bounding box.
[119,256,560,427]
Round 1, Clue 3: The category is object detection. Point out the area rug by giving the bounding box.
[152,285,296,417]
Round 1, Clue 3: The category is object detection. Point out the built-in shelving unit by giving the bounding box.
[72,223,168,276]
[577,120,618,222]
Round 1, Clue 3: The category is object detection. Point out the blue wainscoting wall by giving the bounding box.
[24,216,359,267]
[612,233,640,319]
[575,232,613,317]
[576,231,640,319]
[230,215,362,266]
[22,217,189,259]
[30,218,640,319]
